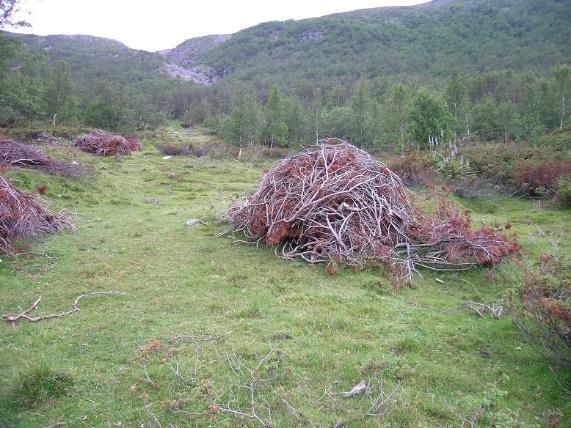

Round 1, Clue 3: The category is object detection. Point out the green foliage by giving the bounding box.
[556,175,571,208]
[538,127,571,151]
[264,86,288,147]
[350,79,373,145]
[0,126,570,426]
[283,95,305,143]
[462,142,571,196]
[202,0,571,90]
[14,364,73,407]
[445,71,469,137]
[43,60,75,125]
[552,64,571,129]
[409,89,451,149]
[227,87,261,146]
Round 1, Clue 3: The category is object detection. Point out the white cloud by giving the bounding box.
[12,0,428,51]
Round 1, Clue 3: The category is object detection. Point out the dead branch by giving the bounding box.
[211,346,278,427]
[1,291,126,323]
[169,362,194,385]
[281,397,304,423]
[445,399,485,428]
[0,177,74,256]
[75,131,140,156]
[0,138,84,178]
[224,141,519,284]
[169,331,232,345]
[144,403,163,428]
[365,379,397,417]
[464,301,505,319]
[329,380,371,398]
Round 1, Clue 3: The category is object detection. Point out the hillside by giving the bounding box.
[1,31,228,86]
[1,32,163,85]
[200,0,571,86]
[3,0,570,90]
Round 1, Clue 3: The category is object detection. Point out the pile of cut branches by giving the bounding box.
[74,131,141,156]
[0,177,74,255]
[225,141,519,283]
[0,139,83,178]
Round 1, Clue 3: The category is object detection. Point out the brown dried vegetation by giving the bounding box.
[0,177,73,255]
[226,142,519,284]
[74,131,141,156]
[0,139,83,178]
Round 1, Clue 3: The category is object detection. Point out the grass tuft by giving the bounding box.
[14,364,73,407]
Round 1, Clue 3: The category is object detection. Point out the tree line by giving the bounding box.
[1,33,569,151]
[203,67,570,150]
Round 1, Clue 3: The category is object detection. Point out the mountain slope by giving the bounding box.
[199,0,571,86]
[158,34,230,84]
[1,31,228,86]
[2,0,570,90]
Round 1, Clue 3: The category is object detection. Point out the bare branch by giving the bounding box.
[1,292,126,323]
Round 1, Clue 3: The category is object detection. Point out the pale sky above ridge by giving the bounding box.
[12,0,429,51]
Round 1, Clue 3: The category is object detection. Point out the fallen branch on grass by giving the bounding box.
[169,331,232,345]
[211,346,278,427]
[366,379,398,417]
[464,301,505,319]
[1,291,126,323]
[329,380,371,398]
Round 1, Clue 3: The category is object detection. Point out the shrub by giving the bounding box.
[556,176,571,208]
[511,255,571,369]
[158,143,209,157]
[510,159,571,197]
[386,152,437,187]
[538,127,571,152]
[461,143,571,197]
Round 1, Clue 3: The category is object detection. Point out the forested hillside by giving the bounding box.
[0,0,570,150]
[202,0,571,88]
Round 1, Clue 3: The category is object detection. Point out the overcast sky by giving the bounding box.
[12,0,429,51]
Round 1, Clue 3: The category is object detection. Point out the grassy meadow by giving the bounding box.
[0,127,570,427]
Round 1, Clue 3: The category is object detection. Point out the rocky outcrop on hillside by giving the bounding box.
[158,34,230,85]
[160,62,223,85]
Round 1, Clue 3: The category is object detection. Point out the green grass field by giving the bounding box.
[1,127,570,427]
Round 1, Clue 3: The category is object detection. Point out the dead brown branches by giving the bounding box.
[0,177,74,255]
[225,141,520,284]
[0,139,83,178]
[74,131,141,156]
[1,291,126,323]
[214,346,278,427]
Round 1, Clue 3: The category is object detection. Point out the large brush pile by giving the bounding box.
[226,141,519,283]
[74,131,141,156]
[0,139,82,178]
[0,177,73,255]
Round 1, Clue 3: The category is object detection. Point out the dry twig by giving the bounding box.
[1,291,126,323]
[465,301,505,319]
[169,331,232,345]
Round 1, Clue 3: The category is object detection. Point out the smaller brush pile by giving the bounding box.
[74,131,141,156]
[0,177,74,255]
[0,139,82,178]
[226,141,519,284]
